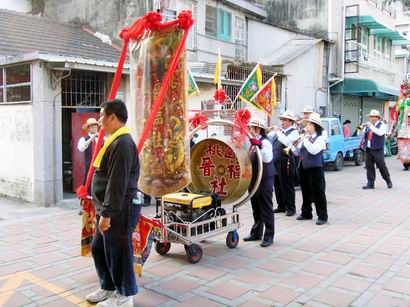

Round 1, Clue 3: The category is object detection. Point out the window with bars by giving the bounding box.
[223,66,282,110]
[61,70,106,108]
[0,63,31,103]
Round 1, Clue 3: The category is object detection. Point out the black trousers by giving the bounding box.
[249,177,275,242]
[274,159,296,214]
[91,202,141,296]
[299,166,328,221]
[293,156,300,186]
[365,148,391,186]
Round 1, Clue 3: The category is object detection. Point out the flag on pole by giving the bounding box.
[235,64,263,105]
[187,65,200,97]
[213,50,222,89]
[250,75,277,116]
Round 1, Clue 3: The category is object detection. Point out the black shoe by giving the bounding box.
[387,182,393,189]
[260,240,273,247]
[243,236,260,242]
[296,215,312,221]
[316,219,327,225]
[273,209,286,213]
[286,211,295,217]
[362,185,374,190]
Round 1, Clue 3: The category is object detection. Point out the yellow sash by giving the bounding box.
[93,126,131,168]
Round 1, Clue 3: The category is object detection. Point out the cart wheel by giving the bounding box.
[226,230,239,249]
[186,244,202,264]
[155,242,171,255]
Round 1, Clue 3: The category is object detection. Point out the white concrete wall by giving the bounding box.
[283,42,327,115]
[0,104,34,200]
[247,19,311,62]
[394,56,408,85]
[0,0,31,12]
[31,61,63,206]
[247,19,327,116]
[329,0,344,77]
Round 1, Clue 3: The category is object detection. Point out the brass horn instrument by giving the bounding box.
[356,123,368,131]
[283,129,308,156]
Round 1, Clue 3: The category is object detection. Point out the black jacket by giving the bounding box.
[92,134,139,217]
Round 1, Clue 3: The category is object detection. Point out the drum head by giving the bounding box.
[189,137,252,205]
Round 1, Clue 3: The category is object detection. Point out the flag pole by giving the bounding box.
[217,49,221,89]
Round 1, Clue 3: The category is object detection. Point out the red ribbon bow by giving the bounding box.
[189,113,208,129]
[235,108,251,125]
[213,88,228,104]
[178,11,194,30]
[233,108,251,145]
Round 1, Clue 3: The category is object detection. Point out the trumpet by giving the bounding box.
[283,129,308,156]
[356,123,369,131]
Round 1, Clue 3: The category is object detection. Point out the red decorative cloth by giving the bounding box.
[80,198,96,256]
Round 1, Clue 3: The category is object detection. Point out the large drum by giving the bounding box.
[189,137,252,205]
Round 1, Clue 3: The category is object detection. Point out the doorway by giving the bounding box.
[61,70,107,198]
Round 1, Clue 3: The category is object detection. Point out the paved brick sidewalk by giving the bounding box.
[1,157,410,306]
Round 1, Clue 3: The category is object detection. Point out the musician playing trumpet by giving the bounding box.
[267,111,299,217]
[293,113,328,225]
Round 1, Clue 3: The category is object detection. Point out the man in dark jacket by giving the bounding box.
[86,100,140,307]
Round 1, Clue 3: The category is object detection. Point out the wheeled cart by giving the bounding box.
[154,119,263,263]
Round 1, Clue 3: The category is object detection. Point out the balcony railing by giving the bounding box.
[367,0,396,18]
[345,40,398,74]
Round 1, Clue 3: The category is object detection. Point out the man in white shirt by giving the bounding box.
[268,111,299,216]
[78,118,100,191]
[362,110,392,189]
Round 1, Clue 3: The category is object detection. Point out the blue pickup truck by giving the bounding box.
[322,118,363,171]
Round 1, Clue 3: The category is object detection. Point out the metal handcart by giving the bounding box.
[154,119,263,263]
